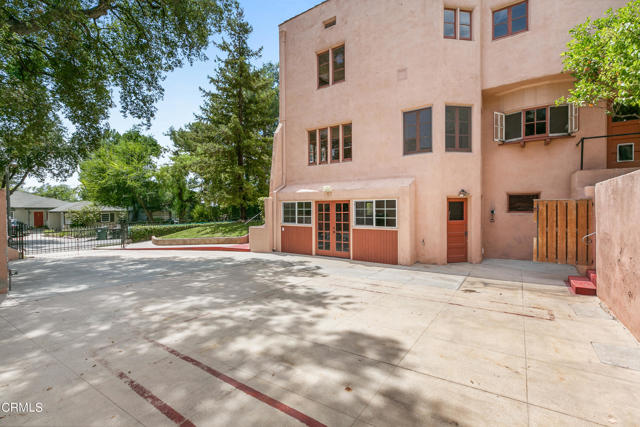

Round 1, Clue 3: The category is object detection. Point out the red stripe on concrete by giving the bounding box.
[148,339,326,427]
[124,245,249,252]
[96,358,195,427]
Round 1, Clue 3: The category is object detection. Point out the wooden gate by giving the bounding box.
[533,199,594,265]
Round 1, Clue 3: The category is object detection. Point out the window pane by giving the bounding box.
[342,123,352,160]
[460,11,470,25]
[375,200,384,209]
[493,23,507,38]
[536,108,546,121]
[283,202,296,223]
[525,123,535,136]
[318,51,329,87]
[444,23,455,38]
[494,9,508,25]
[549,105,569,134]
[536,121,546,135]
[419,108,432,150]
[308,130,316,164]
[355,201,373,226]
[386,200,396,209]
[319,128,328,162]
[332,45,345,83]
[403,111,417,154]
[525,110,535,122]
[331,126,340,161]
[618,144,634,161]
[511,17,527,33]
[449,202,464,220]
[460,25,471,39]
[446,134,456,148]
[444,9,455,23]
[459,135,470,149]
[505,112,522,140]
[511,2,527,19]
[508,194,538,212]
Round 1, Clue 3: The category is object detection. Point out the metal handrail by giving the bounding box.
[577,132,640,170]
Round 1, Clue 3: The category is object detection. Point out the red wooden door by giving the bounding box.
[34,211,44,228]
[447,198,468,263]
[316,201,350,258]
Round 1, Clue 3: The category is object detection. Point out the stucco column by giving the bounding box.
[0,189,8,293]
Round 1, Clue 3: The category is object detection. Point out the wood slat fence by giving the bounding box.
[533,199,595,265]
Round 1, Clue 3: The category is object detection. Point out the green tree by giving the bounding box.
[560,1,640,118]
[0,0,232,192]
[69,204,101,227]
[30,184,79,202]
[169,8,278,220]
[156,155,199,222]
[79,129,163,220]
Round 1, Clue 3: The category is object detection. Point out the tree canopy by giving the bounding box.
[29,183,79,202]
[0,0,232,191]
[560,1,640,118]
[79,129,163,220]
[169,8,278,220]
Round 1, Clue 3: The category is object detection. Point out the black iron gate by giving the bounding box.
[9,221,127,257]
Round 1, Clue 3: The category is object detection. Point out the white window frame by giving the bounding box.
[617,143,635,163]
[494,112,505,142]
[504,111,522,142]
[281,201,313,226]
[352,199,398,230]
[569,103,579,134]
[101,213,111,223]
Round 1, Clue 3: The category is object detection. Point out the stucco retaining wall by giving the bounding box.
[151,234,249,246]
[595,169,640,341]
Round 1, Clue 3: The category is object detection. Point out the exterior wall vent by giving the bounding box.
[324,17,336,28]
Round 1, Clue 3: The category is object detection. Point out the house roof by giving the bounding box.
[279,0,330,26]
[49,201,125,213]
[10,190,68,209]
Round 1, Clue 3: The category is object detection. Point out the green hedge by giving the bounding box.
[129,224,202,243]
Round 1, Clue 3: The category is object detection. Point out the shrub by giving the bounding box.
[69,205,102,227]
[129,224,202,242]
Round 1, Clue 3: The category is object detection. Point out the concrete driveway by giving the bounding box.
[0,251,639,426]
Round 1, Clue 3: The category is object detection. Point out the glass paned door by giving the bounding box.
[316,201,350,258]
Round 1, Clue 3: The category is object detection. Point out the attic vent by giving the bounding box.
[324,17,336,28]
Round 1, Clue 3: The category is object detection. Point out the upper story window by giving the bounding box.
[493,1,528,40]
[444,8,472,40]
[445,106,472,152]
[323,17,336,29]
[494,104,578,143]
[403,107,432,155]
[317,44,345,88]
[308,123,352,165]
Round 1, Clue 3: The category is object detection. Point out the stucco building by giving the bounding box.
[250,0,640,265]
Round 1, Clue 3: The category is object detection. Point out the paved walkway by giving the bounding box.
[1,251,638,426]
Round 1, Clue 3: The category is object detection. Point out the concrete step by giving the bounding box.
[586,269,597,287]
[568,275,597,296]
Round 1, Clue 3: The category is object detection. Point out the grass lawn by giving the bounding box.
[161,221,262,239]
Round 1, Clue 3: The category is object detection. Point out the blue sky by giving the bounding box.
[28,0,320,188]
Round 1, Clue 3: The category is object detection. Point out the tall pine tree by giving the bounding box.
[170,8,278,220]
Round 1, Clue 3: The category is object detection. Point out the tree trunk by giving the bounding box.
[136,195,154,222]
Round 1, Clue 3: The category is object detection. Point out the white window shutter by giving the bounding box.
[494,112,505,142]
[569,104,579,133]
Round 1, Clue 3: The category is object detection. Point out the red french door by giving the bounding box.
[316,201,350,258]
[33,211,44,228]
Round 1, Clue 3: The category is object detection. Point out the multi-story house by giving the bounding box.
[250,0,640,266]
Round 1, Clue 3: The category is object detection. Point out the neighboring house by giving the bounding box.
[49,201,126,229]
[9,191,68,228]
[9,191,125,229]
[250,0,640,265]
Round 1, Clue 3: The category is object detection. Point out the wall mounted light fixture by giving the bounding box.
[458,189,469,198]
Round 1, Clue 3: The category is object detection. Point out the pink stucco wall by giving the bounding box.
[0,189,8,293]
[595,170,640,341]
[252,0,628,265]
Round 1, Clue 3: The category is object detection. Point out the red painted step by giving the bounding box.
[568,275,597,296]
[586,269,597,287]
